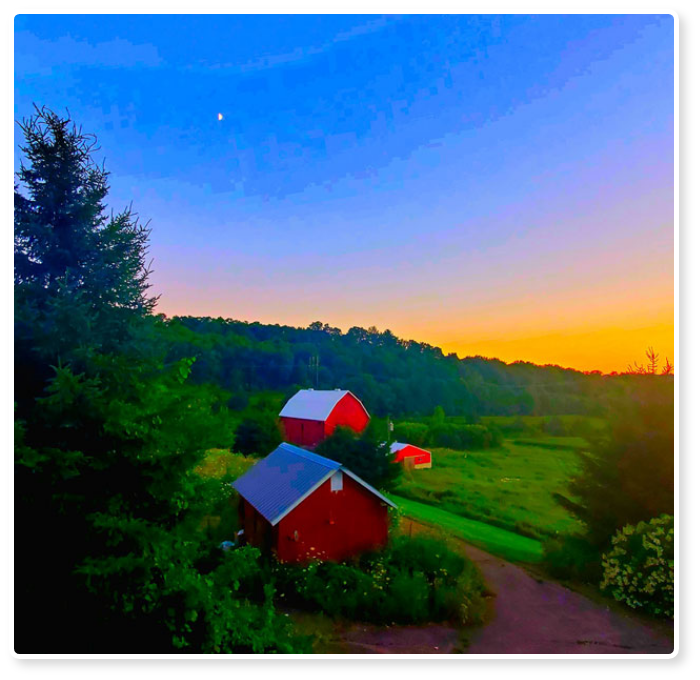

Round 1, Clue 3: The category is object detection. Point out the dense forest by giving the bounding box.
[159,315,664,419]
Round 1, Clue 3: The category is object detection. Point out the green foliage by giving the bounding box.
[543,416,566,436]
[315,425,401,490]
[600,515,674,618]
[234,413,282,457]
[14,106,156,359]
[13,108,304,653]
[272,536,486,625]
[393,419,503,451]
[556,380,674,550]
[542,535,603,583]
[157,316,659,421]
[393,421,430,447]
[429,423,501,450]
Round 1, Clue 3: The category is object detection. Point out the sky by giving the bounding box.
[14,14,674,373]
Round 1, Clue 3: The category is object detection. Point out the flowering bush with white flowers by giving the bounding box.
[600,514,673,618]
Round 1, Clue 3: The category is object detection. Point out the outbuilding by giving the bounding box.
[390,442,432,469]
[279,389,370,447]
[232,442,396,563]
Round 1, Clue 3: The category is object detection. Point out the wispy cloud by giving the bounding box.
[15,31,163,78]
[192,15,402,75]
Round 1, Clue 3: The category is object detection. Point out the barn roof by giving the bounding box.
[390,442,431,454]
[232,442,395,526]
[278,389,370,422]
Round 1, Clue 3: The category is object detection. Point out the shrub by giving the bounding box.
[272,535,485,626]
[600,515,674,618]
[543,535,602,583]
[429,423,495,450]
[393,422,430,447]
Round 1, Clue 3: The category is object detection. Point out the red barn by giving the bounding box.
[232,443,396,563]
[278,389,370,447]
[390,442,432,469]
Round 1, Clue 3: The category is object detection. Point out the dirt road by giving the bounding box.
[319,540,673,654]
[462,543,674,654]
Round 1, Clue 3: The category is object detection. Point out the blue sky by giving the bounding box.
[14,14,674,371]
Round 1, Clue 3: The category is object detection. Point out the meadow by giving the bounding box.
[392,438,586,542]
[197,430,583,564]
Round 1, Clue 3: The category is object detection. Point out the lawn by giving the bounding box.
[392,440,585,541]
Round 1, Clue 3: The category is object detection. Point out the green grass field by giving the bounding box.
[391,495,544,563]
[392,440,584,541]
[197,433,584,564]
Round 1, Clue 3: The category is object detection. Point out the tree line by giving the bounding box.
[158,315,670,420]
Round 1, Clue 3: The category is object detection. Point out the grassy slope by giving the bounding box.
[391,495,543,563]
[392,440,584,541]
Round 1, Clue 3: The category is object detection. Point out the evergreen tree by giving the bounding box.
[556,378,674,549]
[15,107,156,355]
[14,107,305,653]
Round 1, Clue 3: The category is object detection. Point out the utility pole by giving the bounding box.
[308,354,319,387]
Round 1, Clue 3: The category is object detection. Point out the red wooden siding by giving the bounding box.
[280,417,325,447]
[393,444,432,468]
[276,472,388,562]
[280,392,370,447]
[323,392,370,437]
[240,473,389,563]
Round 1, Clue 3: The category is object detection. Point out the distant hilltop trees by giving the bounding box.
[157,315,672,419]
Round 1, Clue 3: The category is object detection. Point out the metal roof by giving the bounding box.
[231,442,395,526]
[278,389,370,422]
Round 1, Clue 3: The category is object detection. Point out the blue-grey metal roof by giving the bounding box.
[231,443,340,525]
[231,442,395,525]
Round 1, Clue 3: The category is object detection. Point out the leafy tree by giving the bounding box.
[234,414,283,457]
[315,425,401,490]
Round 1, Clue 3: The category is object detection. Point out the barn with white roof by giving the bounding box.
[278,388,370,447]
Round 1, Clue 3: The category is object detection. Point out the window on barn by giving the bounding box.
[330,471,343,492]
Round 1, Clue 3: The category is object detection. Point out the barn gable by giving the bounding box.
[390,442,432,468]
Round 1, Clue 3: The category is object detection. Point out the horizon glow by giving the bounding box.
[14,14,674,373]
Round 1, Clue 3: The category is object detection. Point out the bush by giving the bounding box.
[393,422,430,447]
[272,535,485,626]
[600,515,674,618]
[543,535,602,583]
[429,423,496,450]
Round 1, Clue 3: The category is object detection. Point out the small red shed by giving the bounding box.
[390,442,432,469]
[279,389,370,447]
[232,443,396,563]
